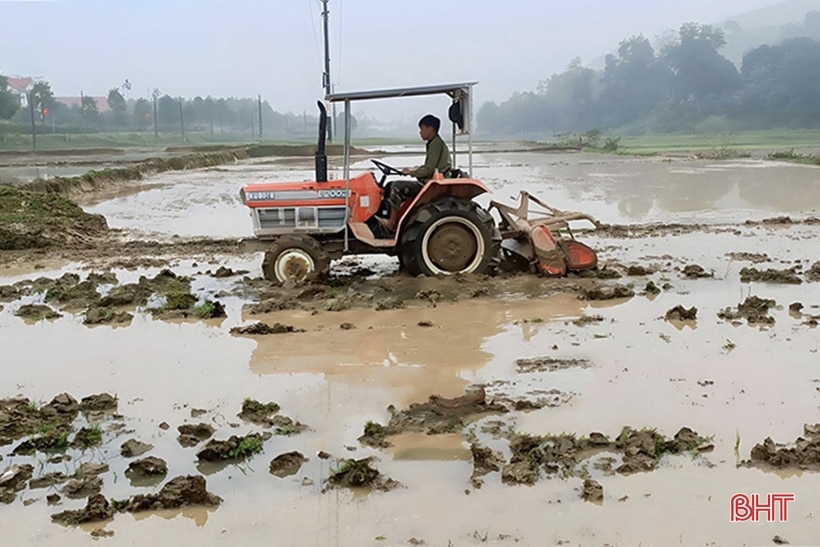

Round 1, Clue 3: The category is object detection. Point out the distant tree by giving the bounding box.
[157,95,177,129]
[107,87,128,126]
[133,98,151,125]
[81,95,99,125]
[30,81,55,117]
[598,35,671,127]
[663,23,740,109]
[0,76,20,120]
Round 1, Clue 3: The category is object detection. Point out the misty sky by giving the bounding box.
[0,0,792,121]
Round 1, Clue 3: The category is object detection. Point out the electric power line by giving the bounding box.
[306,0,323,75]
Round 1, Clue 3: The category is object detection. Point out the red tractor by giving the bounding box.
[240,83,601,283]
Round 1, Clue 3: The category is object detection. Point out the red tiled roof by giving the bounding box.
[4,76,33,93]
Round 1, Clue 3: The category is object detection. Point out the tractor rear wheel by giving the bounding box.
[399,198,501,277]
[262,235,330,284]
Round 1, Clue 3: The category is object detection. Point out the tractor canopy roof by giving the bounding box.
[325,82,477,103]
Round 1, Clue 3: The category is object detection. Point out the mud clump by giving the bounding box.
[572,315,605,326]
[84,307,133,325]
[211,266,248,278]
[516,357,591,373]
[682,265,713,279]
[120,439,153,458]
[237,399,307,434]
[807,262,820,282]
[80,393,118,413]
[375,297,405,311]
[384,388,508,436]
[500,426,713,485]
[726,252,769,264]
[15,304,61,321]
[582,479,604,503]
[51,493,113,525]
[62,476,102,499]
[238,398,280,426]
[269,451,308,478]
[196,433,266,461]
[665,305,697,321]
[579,285,635,301]
[125,457,168,480]
[358,421,391,449]
[123,475,221,513]
[29,471,70,489]
[0,394,79,447]
[627,265,653,276]
[470,444,505,488]
[742,424,820,471]
[740,267,802,285]
[718,296,776,325]
[326,458,400,491]
[230,322,303,335]
[177,423,215,447]
[0,185,108,250]
[644,281,661,295]
[0,464,34,502]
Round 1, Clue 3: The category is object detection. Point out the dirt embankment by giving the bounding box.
[0,186,108,250]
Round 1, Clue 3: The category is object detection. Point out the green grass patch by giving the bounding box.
[227,434,264,459]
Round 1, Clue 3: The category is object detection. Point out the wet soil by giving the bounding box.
[196,434,268,462]
[177,424,215,448]
[51,494,113,525]
[325,458,401,492]
[3,152,820,545]
[742,424,820,471]
[740,267,803,284]
[125,457,169,480]
[122,475,221,512]
[269,451,308,478]
[120,439,154,458]
[381,388,509,436]
[718,296,777,326]
[582,479,604,503]
[230,322,303,335]
[516,357,592,373]
[665,305,698,321]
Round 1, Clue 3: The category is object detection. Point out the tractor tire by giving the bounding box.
[399,198,501,277]
[262,235,330,284]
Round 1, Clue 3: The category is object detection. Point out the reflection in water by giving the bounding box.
[246,295,587,404]
[131,506,216,527]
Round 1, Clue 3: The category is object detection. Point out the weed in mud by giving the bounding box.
[645,281,661,295]
[275,426,295,436]
[328,458,380,487]
[111,498,129,513]
[78,425,103,448]
[241,398,280,415]
[195,300,224,319]
[228,436,264,459]
[163,280,197,310]
[364,421,386,438]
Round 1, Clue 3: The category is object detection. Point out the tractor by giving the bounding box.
[239,82,601,283]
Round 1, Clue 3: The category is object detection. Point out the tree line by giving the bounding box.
[0,81,355,139]
[478,13,820,136]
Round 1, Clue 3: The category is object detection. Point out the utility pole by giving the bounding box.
[258,95,263,142]
[178,99,185,143]
[29,91,36,153]
[152,88,160,140]
[321,0,332,143]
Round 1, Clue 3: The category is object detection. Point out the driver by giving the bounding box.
[377,114,451,233]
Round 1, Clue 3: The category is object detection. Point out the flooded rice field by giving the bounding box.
[1,150,820,546]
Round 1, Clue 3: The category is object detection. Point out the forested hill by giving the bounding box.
[478,9,820,136]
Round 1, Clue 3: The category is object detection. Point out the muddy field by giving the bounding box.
[1,150,820,546]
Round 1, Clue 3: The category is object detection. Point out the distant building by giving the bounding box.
[54,96,110,112]
[1,75,33,107]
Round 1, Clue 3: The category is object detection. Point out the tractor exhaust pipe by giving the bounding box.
[315,101,328,183]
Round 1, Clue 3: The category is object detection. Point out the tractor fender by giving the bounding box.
[396,178,492,236]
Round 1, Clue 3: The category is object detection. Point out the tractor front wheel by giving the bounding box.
[399,199,501,277]
[262,235,330,284]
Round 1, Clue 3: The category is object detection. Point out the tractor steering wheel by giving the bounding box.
[371,159,404,176]
[371,159,406,187]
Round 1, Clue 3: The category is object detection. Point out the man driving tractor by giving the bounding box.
[377,114,451,233]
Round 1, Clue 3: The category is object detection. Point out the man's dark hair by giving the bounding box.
[418,114,441,133]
